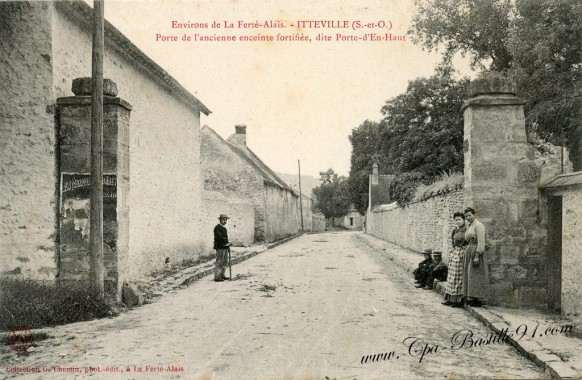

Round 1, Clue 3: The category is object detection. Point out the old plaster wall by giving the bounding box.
[200,126,265,243]
[50,4,206,280]
[299,195,313,231]
[201,191,255,248]
[0,2,58,280]
[562,189,582,315]
[367,190,465,260]
[264,184,299,242]
[312,212,326,233]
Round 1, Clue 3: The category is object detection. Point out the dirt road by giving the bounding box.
[2,232,546,379]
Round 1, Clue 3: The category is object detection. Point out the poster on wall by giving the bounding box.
[60,173,117,244]
[1,0,581,379]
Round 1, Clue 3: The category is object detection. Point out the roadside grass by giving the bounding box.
[148,252,216,279]
[0,279,118,332]
[0,330,52,347]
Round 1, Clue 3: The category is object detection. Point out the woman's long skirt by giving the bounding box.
[444,246,464,302]
[462,242,491,300]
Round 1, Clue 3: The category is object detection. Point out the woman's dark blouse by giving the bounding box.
[451,225,467,248]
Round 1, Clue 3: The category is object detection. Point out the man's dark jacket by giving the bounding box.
[413,257,432,280]
[213,223,229,249]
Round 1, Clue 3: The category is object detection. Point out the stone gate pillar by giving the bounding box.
[56,78,131,299]
[463,73,547,309]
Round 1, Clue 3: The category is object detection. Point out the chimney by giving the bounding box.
[372,163,379,185]
[234,124,247,145]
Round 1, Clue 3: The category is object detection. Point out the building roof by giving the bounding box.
[201,126,296,194]
[226,136,296,194]
[541,171,582,189]
[58,1,210,115]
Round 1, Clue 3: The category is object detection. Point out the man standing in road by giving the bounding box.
[214,214,231,282]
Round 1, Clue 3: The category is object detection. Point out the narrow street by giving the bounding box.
[3,232,546,379]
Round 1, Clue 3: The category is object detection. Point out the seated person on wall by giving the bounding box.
[416,251,448,290]
[413,249,433,283]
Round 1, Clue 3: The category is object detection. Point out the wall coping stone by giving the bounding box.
[371,186,464,213]
[462,95,527,111]
[468,73,517,97]
[57,95,132,111]
[72,77,118,96]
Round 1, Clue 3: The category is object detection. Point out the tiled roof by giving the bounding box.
[201,126,296,194]
[226,139,295,193]
[541,171,582,189]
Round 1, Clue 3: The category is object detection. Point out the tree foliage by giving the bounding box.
[348,72,468,209]
[409,0,582,143]
[312,169,351,219]
[348,0,581,210]
[379,71,468,176]
[389,172,432,205]
[348,120,391,213]
[508,0,582,144]
[409,0,513,71]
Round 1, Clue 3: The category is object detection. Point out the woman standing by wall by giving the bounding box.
[463,207,490,307]
[442,212,467,307]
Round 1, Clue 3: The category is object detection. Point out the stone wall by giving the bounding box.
[0,2,58,280]
[57,86,131,296]
[264,184,299,242]
[202,191,255,249]
[367,190,465,261]
[561,189,582,315]
[312,213,326,233]
[463,74,556,309]
[299,195,313,231]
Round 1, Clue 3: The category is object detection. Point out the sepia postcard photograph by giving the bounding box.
[1,0,581,378]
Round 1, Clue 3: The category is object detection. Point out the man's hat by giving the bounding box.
[218,214,229,219]
[423,248,433,255]
[431,251,442,258]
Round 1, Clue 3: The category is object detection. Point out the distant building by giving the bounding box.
[343,205,364,230]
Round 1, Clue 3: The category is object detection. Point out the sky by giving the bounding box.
[99,0,474,177]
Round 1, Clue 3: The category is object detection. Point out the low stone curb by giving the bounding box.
[464,306,580,379]
[356,233,578,380]
[163,232,303,290]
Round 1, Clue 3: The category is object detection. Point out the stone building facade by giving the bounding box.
[201,125,299,243]
[0,1,210,293]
